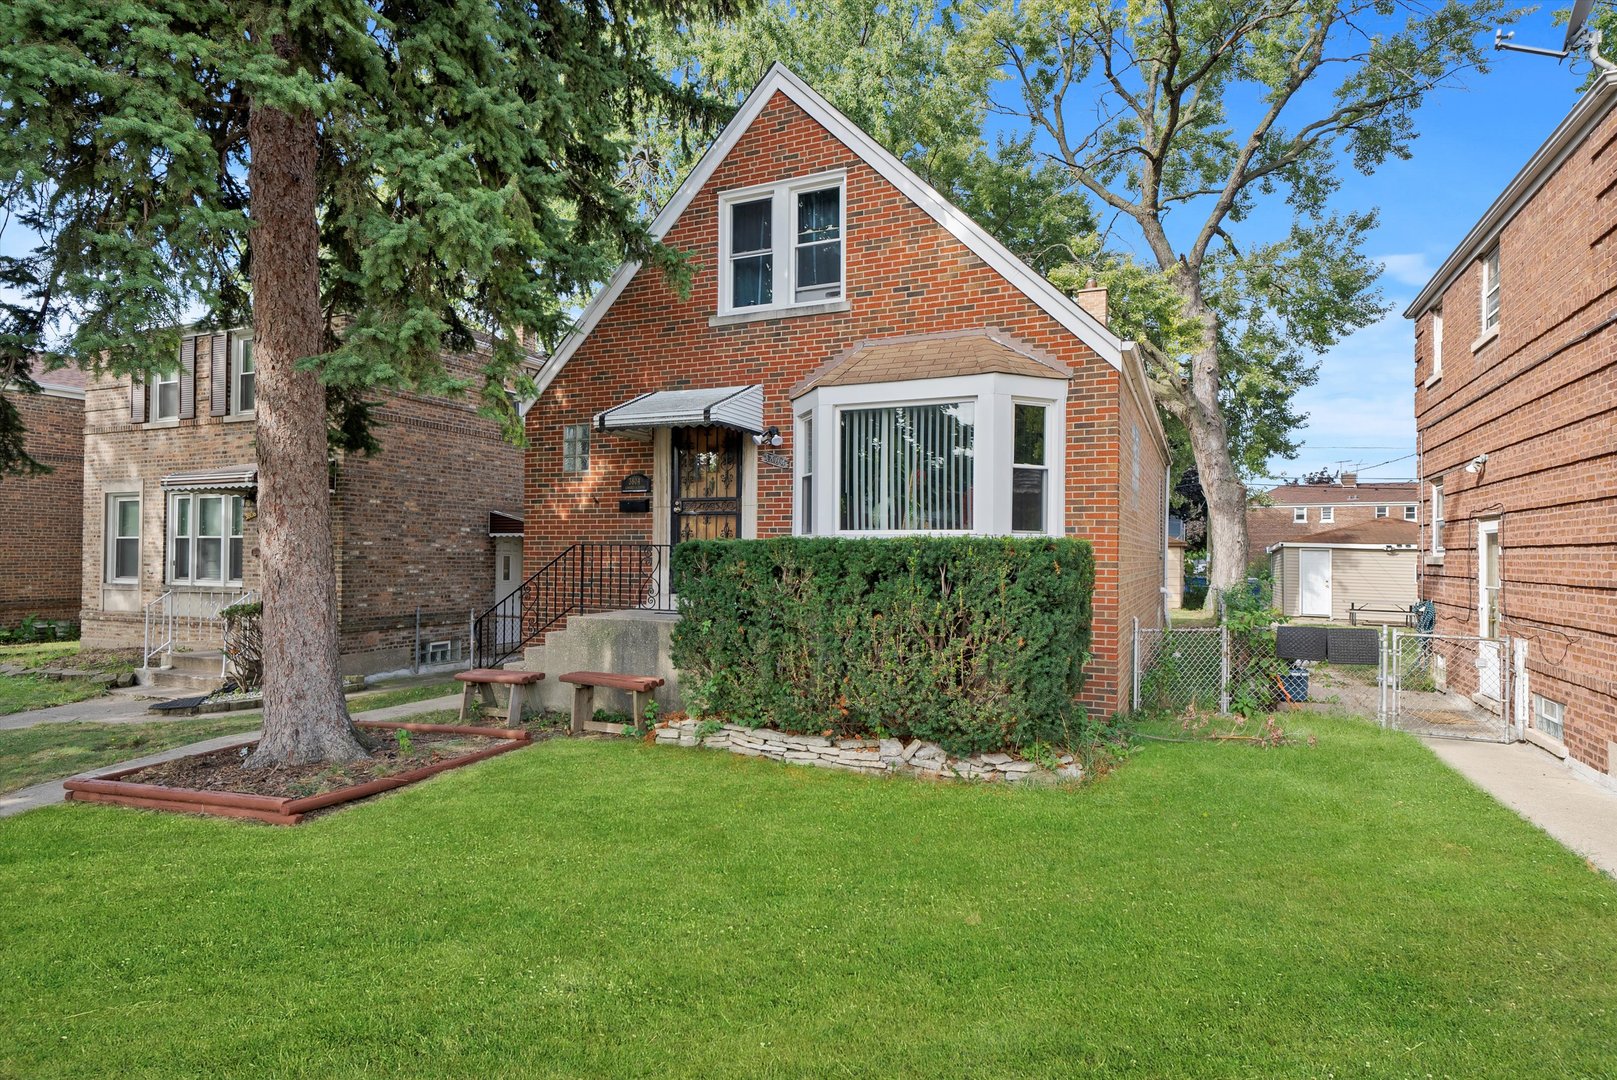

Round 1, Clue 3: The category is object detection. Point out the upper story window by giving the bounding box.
[1403,504,1417,521]
[1481,245,1501,334]
[1319,506,1334,523]
[1429,308,1443,379]
[152,369,181,420]
[719,173,845,316]
[1375,505,1389,519]
[1293,507,1307,524]
[232,334,256,414]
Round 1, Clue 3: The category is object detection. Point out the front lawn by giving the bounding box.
[2,715,1614,1078]
[0,643,141,717]
[0,715,263,794]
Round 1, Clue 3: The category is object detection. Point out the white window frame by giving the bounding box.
[1481,245,1501,334]
[1293,507,1308,524]
[1012,401,1051,534]
[1375,505,1389,519]
[717,171,846,317]
[562,423,590,474]
[231,333,256,416]
[1403,504,1417,522]
[1319,506,1334,524]
[151,369,181,421]
[1531,693,1565,742]
[796,414,814,535]
[794,372,1065,538]
[1429,308,1444,382]
[167,491,245,587]
[106,493,141,584]
[1430,480,1444,555]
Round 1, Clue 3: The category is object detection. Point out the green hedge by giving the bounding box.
[669,537,1095,756]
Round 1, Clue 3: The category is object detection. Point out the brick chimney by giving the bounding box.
[1076,278,1109,326]
[1341,472,1358,487]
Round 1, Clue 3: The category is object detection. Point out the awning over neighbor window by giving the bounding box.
[160,465,258,491]
[488,511,524,537]
[594,385,764,436]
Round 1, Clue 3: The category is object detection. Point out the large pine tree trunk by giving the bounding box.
[244,47,368,768]
[1181,305,1251,596]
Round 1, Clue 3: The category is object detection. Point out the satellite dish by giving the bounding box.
[1566,0,1595,52]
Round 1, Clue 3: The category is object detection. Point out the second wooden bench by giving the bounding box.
[559,671,665,736]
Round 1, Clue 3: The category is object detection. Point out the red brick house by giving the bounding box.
[1247,474,1419,564]
[509,65,1171,717]
[0,366,85,628]
[1405,70,1617,787]
[80,329,528,682]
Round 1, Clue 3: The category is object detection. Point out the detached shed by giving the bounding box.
[1269,520,1418,623]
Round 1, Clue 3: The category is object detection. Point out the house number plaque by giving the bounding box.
[760,451,791,471]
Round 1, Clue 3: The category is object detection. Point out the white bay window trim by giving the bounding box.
[717,170,846,317]
[794,372,1065,538]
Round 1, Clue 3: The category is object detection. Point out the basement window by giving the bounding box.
[1531,694,1564,742]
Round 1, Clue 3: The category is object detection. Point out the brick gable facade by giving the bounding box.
[525,84,1169,715]
[1409,76,1617,783]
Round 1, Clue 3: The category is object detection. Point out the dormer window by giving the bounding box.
[718,172,845,316]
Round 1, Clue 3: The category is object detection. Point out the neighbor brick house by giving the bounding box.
[1405,70,1617,787]
[0,366,85,627]
[80,330,527,678]
[1246,474,1418,564]
[511,65,1171,716]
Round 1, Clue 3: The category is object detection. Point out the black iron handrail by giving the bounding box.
[473,542,675,668]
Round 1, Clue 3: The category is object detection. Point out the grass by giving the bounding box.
[0,643,142,717]
[1,714,1614,1078]
[343,679,461,712]
[0,716,263,795]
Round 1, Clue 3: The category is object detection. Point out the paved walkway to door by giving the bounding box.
[1424,738,1617,879]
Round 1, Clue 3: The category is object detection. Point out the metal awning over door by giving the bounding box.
[160,465,258,491]
[594,385,764,437]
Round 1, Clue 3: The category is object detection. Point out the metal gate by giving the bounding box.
[1385,631,1514,742]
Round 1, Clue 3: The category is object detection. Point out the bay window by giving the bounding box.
[795,372,1063,537]
[169,492,246,585]
[719,173,844,315]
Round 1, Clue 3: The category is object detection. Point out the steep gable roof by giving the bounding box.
[533,65,1152,416]
[792,329,1071,397]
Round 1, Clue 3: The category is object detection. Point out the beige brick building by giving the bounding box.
[0,368,85,626]
[80,329,526,677]
[1406,71,1617,786]
[1246,474,1419,565]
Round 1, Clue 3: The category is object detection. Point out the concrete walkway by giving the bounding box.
[1424,738,1617,878]
[0,693,461,820]
[0,686,170,731]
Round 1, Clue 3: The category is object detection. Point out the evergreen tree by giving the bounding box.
[0,0,740,765]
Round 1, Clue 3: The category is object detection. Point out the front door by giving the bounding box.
[1299,548,1332,617]
[671,427,743,542]
[1477,520,1502,699]
[493,537,523,646]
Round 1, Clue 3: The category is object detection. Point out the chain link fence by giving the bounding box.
[1133,625,1286,715]
[1387,631,1513,742]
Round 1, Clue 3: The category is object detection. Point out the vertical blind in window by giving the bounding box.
[840,403,974,531]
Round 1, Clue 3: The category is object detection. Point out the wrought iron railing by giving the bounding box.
[143,587,257,672]
[473,542,675,668]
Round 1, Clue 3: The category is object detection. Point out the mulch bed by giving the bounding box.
[64,720,537,825]
[121,728,497,800]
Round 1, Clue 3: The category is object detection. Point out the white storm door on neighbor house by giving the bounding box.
[493,537,524,647]
[1299,548,1332,617]
[1477,520,1502,700]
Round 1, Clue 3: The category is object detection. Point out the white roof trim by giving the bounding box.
[533,63,1129,399]
[1267,541,1418,553]
[1405,71,1617,320]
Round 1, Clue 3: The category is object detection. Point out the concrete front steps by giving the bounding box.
[515,610,680,715]
[140,649,230,695]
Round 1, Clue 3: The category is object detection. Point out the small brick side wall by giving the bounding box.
[0,389,84,625]
[1413,101,1617,778]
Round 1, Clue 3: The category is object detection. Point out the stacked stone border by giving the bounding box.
[653,718,1083,783]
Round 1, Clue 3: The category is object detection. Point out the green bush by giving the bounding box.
[669,537,1096,756]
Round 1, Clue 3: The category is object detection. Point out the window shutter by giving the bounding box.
[179,336,197,419]
[130,376,146,423]
[210,333,229,416]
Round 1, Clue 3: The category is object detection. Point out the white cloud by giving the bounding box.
[1377,252,1438,290]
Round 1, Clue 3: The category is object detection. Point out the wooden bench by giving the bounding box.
[455,668,545,724]
[558,671,665,736]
